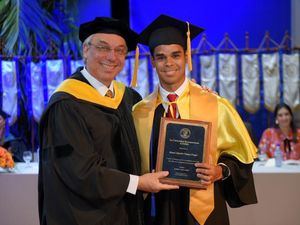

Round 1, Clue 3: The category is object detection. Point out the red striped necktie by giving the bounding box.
[166,93,178,118]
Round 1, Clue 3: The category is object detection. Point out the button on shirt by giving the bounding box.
[81,68,139,194]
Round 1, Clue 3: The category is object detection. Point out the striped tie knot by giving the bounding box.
[105,89,114,98]
[167,93,178,102]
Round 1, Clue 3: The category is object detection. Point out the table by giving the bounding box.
[228,160,300,225]
[1,161,300,225]
[0,163,39,225]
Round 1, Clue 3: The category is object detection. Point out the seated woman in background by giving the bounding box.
[259,103,300,160]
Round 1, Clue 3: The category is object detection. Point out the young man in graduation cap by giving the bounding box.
[133,15,258,225]
[38,17,178,225]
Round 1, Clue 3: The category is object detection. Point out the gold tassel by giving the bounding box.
[130,45,139,88]
[186,21,192,71]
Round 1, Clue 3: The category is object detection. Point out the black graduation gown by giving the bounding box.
[144,105,257,225]
[38,72,144,225]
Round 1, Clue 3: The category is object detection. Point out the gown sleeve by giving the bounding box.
[218,155,257,207]
[216,97,258,207]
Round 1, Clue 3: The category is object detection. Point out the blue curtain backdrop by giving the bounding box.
[129,0,290,48]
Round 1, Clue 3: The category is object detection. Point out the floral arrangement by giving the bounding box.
[0,146,14,169]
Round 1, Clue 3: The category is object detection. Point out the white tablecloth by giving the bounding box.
[0,162,39,174]
[0,163,39,225]
[228,160,300,225]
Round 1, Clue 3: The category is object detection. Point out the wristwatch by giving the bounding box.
[218,163,230,180]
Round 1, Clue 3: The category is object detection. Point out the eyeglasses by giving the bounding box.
[88,43,128,56]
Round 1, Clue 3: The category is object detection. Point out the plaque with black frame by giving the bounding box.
[156,117,212,189]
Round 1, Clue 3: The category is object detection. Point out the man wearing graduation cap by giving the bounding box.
[38,17,178,225]
[133,15,257,225]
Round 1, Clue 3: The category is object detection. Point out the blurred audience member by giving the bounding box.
[0,109,26,162]
[0,110,8,144]
[259,103,300,160]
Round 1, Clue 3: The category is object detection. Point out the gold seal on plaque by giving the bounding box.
[180,128,191,139]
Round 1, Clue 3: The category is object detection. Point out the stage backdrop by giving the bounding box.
[129,0,290,49]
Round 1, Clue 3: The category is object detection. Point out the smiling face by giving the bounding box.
[83,33,127,86]
[151,44,187,92]
[276,107,293,129]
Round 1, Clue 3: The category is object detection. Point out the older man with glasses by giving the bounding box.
[38,17,178,225]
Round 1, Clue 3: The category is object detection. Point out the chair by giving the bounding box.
[293,104,300,128]
[244,121,258,146]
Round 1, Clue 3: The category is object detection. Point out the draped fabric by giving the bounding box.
[199,55,217,91]
[282,53,300,109]
[30,61,45,122]
[262,53,280,111]
[116,59,130,85]
[241,54,260,113]
[46,59,64,101]
[1,60,18,125]
[152,68,160,90]
[185,64,192,79]
[70,59,83,74]
[130,56,150,98]
[0,54,297,117]
[218,54,238,104]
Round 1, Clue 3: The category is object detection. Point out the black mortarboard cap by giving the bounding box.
[139,14,204,51]
[79,17,138,51]
[0,109,10,119]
